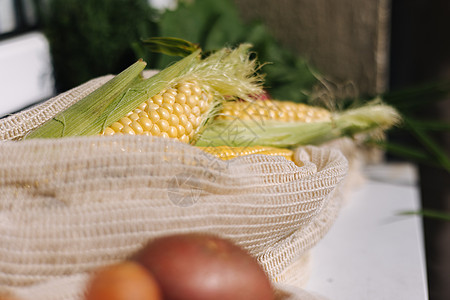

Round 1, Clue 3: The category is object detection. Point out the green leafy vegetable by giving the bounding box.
[157,0,319,102]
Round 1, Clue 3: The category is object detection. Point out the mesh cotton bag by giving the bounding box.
[0,75,348,300]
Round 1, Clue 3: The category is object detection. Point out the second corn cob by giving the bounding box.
[199,145,294,161]
[194,98,401,148]
[218,100,331,123]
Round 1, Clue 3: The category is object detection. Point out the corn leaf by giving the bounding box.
[25,60,147,139]
[194,120,336,148]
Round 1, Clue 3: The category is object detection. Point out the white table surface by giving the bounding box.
[306,163,428,300]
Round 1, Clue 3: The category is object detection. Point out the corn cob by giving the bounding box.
[199,145,294,161]
[195,99,401,148]
[100,80,213,143]
[218,100,331,123]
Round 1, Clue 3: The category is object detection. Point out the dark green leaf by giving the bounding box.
[403,119,450,131]
[157,0,246,68]
[369,139,432,163]
[38,0,158,92]
[399,210,450,221]
[381,81,450,111]
[405,118,450,172]
[157,0,319,101]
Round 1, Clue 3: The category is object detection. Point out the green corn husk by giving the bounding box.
[24,59,147,139]
[25,43,263,139]
[194,101,402,148]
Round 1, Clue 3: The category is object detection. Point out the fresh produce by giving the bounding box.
[25,44,263,143]
[133,233,275,300]
[199,145,294,161]
[0,293,22,300]
[23,38,400,155]
[84,261,162,300]
[195,99,401,148]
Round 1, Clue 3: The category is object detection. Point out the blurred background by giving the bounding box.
[0,0,449,299]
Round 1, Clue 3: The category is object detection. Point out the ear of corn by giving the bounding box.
[25,43,263,142]
[194,99,401,148]
[199,145,294,161]
[24,50,199,139]
[98,44,263,144]
[218,100,331,123]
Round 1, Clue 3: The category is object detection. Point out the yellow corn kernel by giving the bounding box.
[199,145,294,161]
[173,103,184,116]
[119,117,132,126]
[150,124,161,136]
[168,126,178,138]
[180,135,189,143]
[168,114,179,126]
[100,80,213,143]
[184,121,193,135]
[177,84,192,96]
[152,95,164,106]
[176,125,186,137]
[138,117,153,131]
[161,103,174,114]
[130,121,144,135]
[137,102,147,111]
[175,93,187,105]
[157,107,171,120]
[110,122,124,132]
[157,119,170,133]
[148,110,161,123]
[163,93,176,105]
[128,113,140,122]
[121,125,135,135]
[217,100,331,123]
[102,127,115,136]
[179,115,189,127]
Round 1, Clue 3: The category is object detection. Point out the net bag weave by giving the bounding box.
[0,75,348,300]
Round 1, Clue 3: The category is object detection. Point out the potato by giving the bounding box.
[133,233,274,300]
[84,261,162,300]
[0,293,22,300]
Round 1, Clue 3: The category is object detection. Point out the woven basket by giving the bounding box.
[0,74,348,300]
